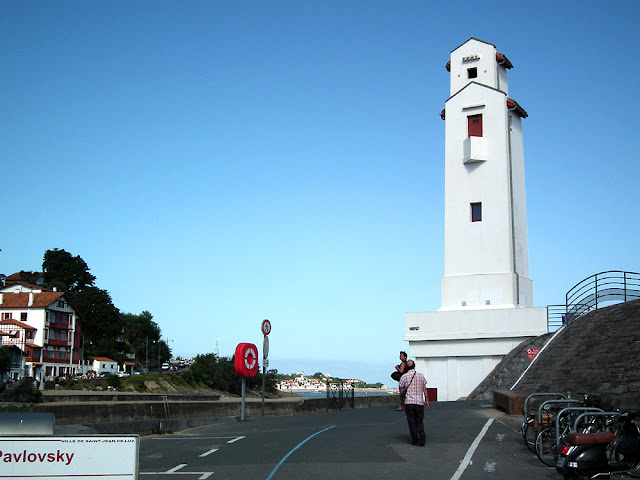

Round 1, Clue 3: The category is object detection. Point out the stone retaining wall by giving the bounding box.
[468,299,640,410]
[1,393,398,435]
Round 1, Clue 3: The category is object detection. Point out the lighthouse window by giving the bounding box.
[467,114,483,137]
[467,67,477,79]
[471,202,482,222]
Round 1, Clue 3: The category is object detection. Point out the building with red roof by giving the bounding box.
[0,281,83,381]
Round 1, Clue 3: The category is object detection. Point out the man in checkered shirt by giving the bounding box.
[398,360,429,446]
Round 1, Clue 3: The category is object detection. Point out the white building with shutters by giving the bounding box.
[404,38,547,401]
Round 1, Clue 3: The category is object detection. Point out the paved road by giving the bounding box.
[137,401,561,480]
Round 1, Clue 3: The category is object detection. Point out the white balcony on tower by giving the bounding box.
[462,136,488,163]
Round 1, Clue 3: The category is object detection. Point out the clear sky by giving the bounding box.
[2,1,639,385]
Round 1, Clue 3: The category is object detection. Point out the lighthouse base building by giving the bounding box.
[404,39,547,401]
[404,308,546,401]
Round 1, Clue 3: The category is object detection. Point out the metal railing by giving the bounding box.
[326,380,354,411]
[547,271,640,330]
[565,271,640,323]
[547,305,567,332]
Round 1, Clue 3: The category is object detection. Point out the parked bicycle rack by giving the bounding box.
[573,411,622,432]
[554,406,605,453]
[523,393,566,418]
[537,399,583,425]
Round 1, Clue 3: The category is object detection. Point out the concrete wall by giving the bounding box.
[0,394,398,435]
[405,307,547,401]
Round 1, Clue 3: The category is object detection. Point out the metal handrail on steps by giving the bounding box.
[547,271,640,331]
[565,271,640,324]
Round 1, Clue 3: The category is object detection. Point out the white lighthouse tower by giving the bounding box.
[404,39,547,401]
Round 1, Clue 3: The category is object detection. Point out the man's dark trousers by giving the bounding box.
[404,403,426,445]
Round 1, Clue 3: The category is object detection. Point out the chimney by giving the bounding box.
[0,293,3,305]
[53,287,57,292]
[28,292,34,307]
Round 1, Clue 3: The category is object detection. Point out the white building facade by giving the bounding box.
[404,39,547,401]
[0,282,84,382]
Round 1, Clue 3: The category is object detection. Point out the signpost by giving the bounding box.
[234,343,258,421]
[261,320,271,416]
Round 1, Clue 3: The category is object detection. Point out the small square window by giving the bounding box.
[468,67,477,79]
[471,202,482,222]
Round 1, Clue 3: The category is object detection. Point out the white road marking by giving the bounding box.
[449,418,494,480]
[141,463,214,479]
[484,461,497,472]
[227,436,245,443]
[167,464,188,473]
[199,448,219,457]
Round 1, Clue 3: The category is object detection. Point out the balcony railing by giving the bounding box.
[46,338,72,347]
[46,321,72,330]
[42,356,71,364]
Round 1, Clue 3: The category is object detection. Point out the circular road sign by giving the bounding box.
[261,319,272,336]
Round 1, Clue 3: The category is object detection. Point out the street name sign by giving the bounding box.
[0,435,139,479]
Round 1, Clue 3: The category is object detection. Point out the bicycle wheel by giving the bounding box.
[523,420,537,452]
[535,427,557,467]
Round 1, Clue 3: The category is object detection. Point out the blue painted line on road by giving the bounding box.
[266,425,336,480]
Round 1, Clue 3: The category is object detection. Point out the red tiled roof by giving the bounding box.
[25,343,40,348]
[2,281,53,292]
[0,318,36,330]
[124,361,135,366]
[92,357,116,362]
[0,291,65,309]
[5,272,43,281]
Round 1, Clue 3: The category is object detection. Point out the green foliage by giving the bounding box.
[42,248,96,295]
[107,375,122,389]
[183,354,278,395]
[58,378,92,390]
[0,347,12,376]
[121,311,164,368]
[16,271,42,285]
[72,286,123,360]
[0,379,42,403]
[126,375,148,392]
[41,248,127,361]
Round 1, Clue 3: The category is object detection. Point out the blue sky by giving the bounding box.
[2,1,639,385]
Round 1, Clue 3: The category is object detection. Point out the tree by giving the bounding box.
[0,347,11,377]
[122,311,161,367]
[41,249,125,362]
[42,248,96,295]
[182,354,277,394]
[72,286,123,361]
[16,271,42,285]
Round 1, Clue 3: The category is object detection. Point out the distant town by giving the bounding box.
[275,371,391,391]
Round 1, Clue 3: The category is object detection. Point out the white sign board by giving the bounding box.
[263,335,269,359]
[0,435,139,479]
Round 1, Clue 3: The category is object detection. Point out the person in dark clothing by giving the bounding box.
[395,351,408,411]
